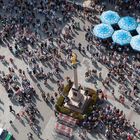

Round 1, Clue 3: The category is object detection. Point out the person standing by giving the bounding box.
[87,44,90,52]
[9,105,15,114]
[82,47,86,55]
[16,113,21,120]
[9,120,13,125]
[78,43,82,52]
[99,72,102,80]
[27,132,33,140]
[111,89,115,96]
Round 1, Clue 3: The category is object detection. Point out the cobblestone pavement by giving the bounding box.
[0,15,91,140]
[0,1,140,140]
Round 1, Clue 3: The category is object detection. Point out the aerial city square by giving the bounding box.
[0,0,140,140]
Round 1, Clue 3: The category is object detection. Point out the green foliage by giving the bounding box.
[85,105,93,116]
[55,83,98,121]
[86,88,98,105]
[71,112,85,120]
[91,93,98,105]
[63,83,73,96]
[56,96,64,106]
[55,104,61,112]
[59,106,71,115]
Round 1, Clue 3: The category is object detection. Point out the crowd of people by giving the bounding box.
[81,44,140,140]
[80,100,140,140]
[0,0,102,139]
[0,0,139,140]
[90,38,140,106]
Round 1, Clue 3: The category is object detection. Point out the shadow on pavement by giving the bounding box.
[0,106,4,113]
[11,123,19,134]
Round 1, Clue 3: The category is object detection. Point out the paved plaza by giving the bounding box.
[0,0,140,140]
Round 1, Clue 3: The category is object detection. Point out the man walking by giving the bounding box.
[27,132,33,140]
[9,105,15,114]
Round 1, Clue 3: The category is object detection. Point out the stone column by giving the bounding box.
[74,66,78,89]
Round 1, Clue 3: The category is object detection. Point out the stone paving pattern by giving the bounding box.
[0,1,139,140]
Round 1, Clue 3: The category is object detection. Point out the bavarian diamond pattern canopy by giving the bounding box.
[100,10,120,25]
[130,35,140,51]
[136,23,140,34]
[118,16,138,31]
[93,23,114,39]
[112,30,132,46]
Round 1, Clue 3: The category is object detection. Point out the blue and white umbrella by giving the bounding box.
[118,16,138,31]
[130,35,140,51]
[100,10,120,25]
[136,23,140,34]
[112,30,132,46]
[93,23,114,39]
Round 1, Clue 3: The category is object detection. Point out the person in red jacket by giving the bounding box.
[127,133,133,140]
